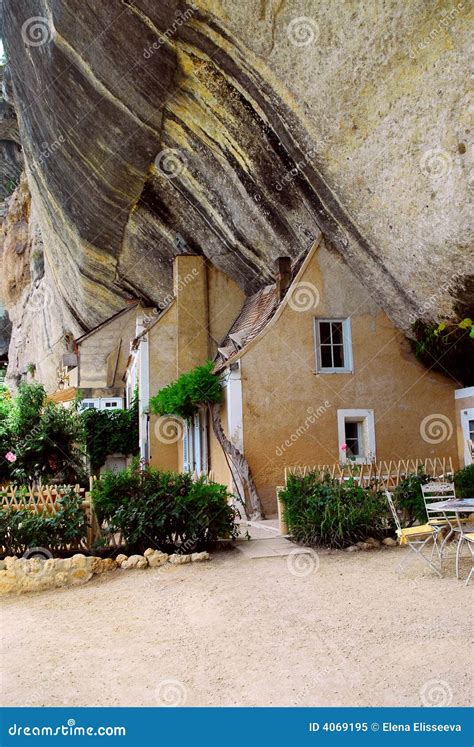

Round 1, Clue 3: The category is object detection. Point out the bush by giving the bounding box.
[279,472,388,549]
[81,397,139,472]
[393,469,432,526]
[150,361,222,420]
[91,461,239,553]
[0,489,88,556]
[0,382,86,484]
[454,464,474,499]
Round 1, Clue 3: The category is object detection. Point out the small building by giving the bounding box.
[49,301,142,411]
[213,238,461,515]
[124,255,245,470]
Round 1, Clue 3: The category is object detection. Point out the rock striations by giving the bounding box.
[1,0,472,389]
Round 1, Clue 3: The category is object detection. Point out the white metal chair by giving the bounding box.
[385,491,442,577]
[421,482,457,560]
[456,532,474,585]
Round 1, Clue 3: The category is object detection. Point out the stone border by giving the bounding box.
[0,549,211,595]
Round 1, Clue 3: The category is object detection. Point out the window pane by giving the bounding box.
[319,322,332,345]
[332,344,345,368]
[345,422,360,456]
[469,420,474,439]
[331,322,343,346]
[320,345,333,368]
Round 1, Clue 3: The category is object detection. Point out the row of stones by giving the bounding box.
[346,537,398,552]
[0,549,210,594]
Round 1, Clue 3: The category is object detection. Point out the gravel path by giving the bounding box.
[1,547,472,707]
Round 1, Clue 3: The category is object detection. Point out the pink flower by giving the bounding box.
[340,443,347,451]
[5,451,17,463]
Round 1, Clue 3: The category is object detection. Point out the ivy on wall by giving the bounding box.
[81,397,139,471]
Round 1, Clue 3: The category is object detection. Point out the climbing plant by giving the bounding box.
[80,396,139,472]
[150,361,264,519]
[412,318,474,386]
[150,361,223,420]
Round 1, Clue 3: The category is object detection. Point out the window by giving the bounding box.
[99,398,123,411]
[337,409,376,464]
[79,399,100,411]
[315,319,352,373]
[183,409,208,475]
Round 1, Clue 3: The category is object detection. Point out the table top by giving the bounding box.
[428,498,474,512]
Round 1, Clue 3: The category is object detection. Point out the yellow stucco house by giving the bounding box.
[124,239,467,517]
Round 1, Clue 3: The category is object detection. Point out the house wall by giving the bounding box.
[146,256,246,474]
[78,306,138,390]
[454,388,474,467]
[238,241,459,515]
[147,303,180,472]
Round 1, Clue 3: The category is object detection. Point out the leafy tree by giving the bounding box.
[80,395,139,472]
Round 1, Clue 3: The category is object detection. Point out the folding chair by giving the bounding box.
[385,491,442,577]
[456,532,474,585]
[421,482,457,561]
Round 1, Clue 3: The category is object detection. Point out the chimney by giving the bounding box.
[275,257,292,301]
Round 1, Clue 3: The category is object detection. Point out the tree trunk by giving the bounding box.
[209,402,263,520]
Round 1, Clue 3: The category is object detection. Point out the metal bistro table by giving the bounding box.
[428,498,474,578]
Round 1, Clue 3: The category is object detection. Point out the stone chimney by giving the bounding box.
[275,257,292,301]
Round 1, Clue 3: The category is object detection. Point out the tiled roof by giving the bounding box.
[215,284,279,368]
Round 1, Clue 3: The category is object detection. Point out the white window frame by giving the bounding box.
[314,318,353,374]
[100,397,123,411]
[79,398,100,412]
[337,409,376,464]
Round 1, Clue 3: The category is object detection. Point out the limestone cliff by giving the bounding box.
[0,0,472,390]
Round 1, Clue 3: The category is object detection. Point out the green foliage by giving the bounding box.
[393,469,432,525]
[454,464,474,499]
[0,489,87,555]
[91,460,238,553]
[412,319,474,386]
[279,472,388,549]
[80,397,139,471]
[0,382,86,484]
[150,361,222,421]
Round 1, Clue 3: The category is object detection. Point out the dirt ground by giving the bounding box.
[1,545,472,707]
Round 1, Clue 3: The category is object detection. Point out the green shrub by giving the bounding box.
[91,461,239,553]
[81,397,139,471]
[454,464,474,499]
[0,382,86,484]
[279,472,388,549]
[0,489,87,555]
[150,361,222,420]
[393,469,432,526]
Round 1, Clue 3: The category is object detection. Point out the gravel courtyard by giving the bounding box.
[1,545,472,708]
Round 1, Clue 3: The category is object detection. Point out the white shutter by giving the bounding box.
[193,413,201,473]
[200,409,209,474]
[183,423,190,471]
